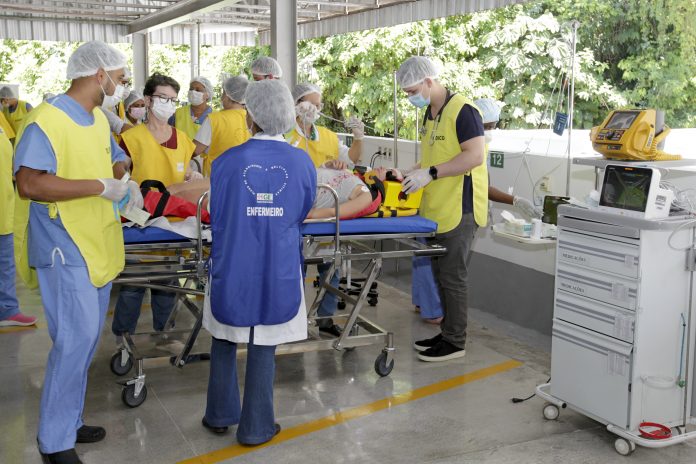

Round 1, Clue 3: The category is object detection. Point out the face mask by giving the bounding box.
[484,131,493,144]
[121,87,131,101]
[99,71,126,108]
[129,106,146,121]
[188,90,205,106]
[407,82,431,108]
[295,101,320,123]
[150,99,176,121]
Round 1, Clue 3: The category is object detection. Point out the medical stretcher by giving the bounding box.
[112,193,445,408]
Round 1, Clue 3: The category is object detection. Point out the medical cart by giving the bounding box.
[536,205,696,455]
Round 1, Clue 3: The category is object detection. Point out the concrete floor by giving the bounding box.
[2,277,696,464]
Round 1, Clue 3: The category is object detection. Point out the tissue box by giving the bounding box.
[504,221,532,237]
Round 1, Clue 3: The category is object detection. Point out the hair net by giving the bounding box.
[124,90,145,110]
[244,80,295,136]
[66,40,127,80]
[250,56,283,78]
[473,98,502,124]
[0,86,16,99]
[292,83,321,104]
[395,56,439,89]
[223,76,249,103]
[191,76,213,101]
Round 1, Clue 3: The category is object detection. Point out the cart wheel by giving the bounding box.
[110,352,133,376]
[337,301,346,310]
[542,403,560,421]
[122,384,148,408]
[374,351,394,377]
[368,298,378,306]
[614,438,635,456]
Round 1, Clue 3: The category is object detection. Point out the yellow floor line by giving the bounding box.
[178,359,522,464]
[0,325,38,333]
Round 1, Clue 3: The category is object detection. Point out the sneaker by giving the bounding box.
[413,333,442,352]
[318,324,342,338]
[75,425,106,443]
[40,448,83,464]
[0,312,38,327]
[417,340,466,362]
[202,417,228,434]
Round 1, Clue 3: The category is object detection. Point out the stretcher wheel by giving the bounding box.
[368,297,378,306]
[614,438,635,456]
[110,352,133,376]
[542,403,560,421]
[374,351,394,377]
[122,384,148,408]
[337,301,346,310]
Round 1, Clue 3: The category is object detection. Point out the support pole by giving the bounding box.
[190,22,200,80]
[132,32,149,91]
[565,20,579,197]
[270,0,297,88]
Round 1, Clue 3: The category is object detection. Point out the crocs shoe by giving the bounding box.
[0,312,38,327]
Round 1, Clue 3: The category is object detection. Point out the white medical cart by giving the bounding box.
[536,205,696,455]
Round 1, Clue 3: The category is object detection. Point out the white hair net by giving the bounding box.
[395,56,439,89]
[244,80,295,136]
[66,40,127,80]
[223,76,249,103]
[250,56,283,78]
[473,98,502,124]
[124,90,145,110]
[0,86,16,99]
[292,83,321,104]
[191,76,213,102]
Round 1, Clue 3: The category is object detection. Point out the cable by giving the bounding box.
[320,112,394,138]
[511,377,550,403]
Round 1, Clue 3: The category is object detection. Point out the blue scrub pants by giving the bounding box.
[204,335,277,445]
[411,238,444,320]
[36,261,110,454]
[316,262,340,327]
[111,285,176,336]
[0,234,20,320]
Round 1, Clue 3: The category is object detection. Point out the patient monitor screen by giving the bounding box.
[600,165,652,212]
[605,111,639,130]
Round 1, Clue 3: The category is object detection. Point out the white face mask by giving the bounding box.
[484,130,494,144]
[295,101,320,124]
[100,71,126,109]
[129,106,146,121]
[121,86,131,101]
[150,99,176,121]
[188,90,205,106]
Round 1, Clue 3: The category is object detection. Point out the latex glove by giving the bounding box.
[98,178,129,202]
[185,170,204,181]
[347,116,364,140]
[125,180,144,210]
[402,168,432,194]
[295,101,319,123]
[513,196,542,218]
[322,159,349,170]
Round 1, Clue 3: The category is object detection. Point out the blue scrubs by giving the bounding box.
[411,239,443,320]
[0,233,20,320]
[13,94,126,454]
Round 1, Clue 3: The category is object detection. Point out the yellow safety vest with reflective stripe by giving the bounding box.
[285,125,340,168]
[122,123,195,187]
[13,103,124,288]
[0,128,13,235]
[202,109,250,176]
[174,105,205,141]
[2,100,30,133]
[420,94,488,233]
[0,113,15,141]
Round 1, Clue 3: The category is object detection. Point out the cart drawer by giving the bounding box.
[556,263,638,311]
[558,229,639,279]
[554,290,635,343]
[551,320,632,428]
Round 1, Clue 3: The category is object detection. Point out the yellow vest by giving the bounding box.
[2,100,30,133]
[111,101,127,144]
[420,94,488,233]
[202,109,250,176]
[13,103,125,288]
[0,113,15,141]
[286,125,340,168]
[122,124,195,187]
[174,105,205,141]
[0,128,13,235]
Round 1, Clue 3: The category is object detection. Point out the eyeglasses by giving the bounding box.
[152,94,179,105]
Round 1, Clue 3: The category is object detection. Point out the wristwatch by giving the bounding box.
[428,165,438,180]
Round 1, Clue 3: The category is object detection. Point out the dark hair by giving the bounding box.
[143,73,180,96]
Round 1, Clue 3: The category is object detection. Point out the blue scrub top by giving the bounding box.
[168,105,212,126]
[13,94,127,268]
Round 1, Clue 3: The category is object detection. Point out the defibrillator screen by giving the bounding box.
[600,165,652,212]
[605,111,639,130]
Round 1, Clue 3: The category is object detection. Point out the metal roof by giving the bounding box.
[0,1,528,45]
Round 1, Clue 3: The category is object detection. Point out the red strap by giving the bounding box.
[638,422,672,440]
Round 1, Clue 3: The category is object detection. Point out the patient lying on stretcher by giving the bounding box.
[165,167,401,221]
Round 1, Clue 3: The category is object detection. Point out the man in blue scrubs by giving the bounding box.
[14,41,142,464]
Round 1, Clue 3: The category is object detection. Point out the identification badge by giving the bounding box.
[177,162,185,172]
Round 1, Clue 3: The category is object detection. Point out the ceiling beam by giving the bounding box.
[0,3,141,17]
[41,0,163,10]
[127,0,244,34]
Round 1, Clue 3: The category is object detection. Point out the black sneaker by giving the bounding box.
[75,425,106,443]
[40,449,83,464]
[417,339,465,362]
[413,333,442,352]
[202,417,228,434]
[318,319,343,338]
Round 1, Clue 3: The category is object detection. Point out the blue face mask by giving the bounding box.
[407,84,430,108]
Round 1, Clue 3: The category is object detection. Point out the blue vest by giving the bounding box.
[210,138,317,326]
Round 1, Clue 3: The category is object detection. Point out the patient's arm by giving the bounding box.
[307,185,373,219]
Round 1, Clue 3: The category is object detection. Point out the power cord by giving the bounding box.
[511,377,550,403]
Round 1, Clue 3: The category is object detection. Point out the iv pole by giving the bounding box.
[565,20,579,196]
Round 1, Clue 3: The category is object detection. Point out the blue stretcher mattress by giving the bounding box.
[123,216,437,244]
